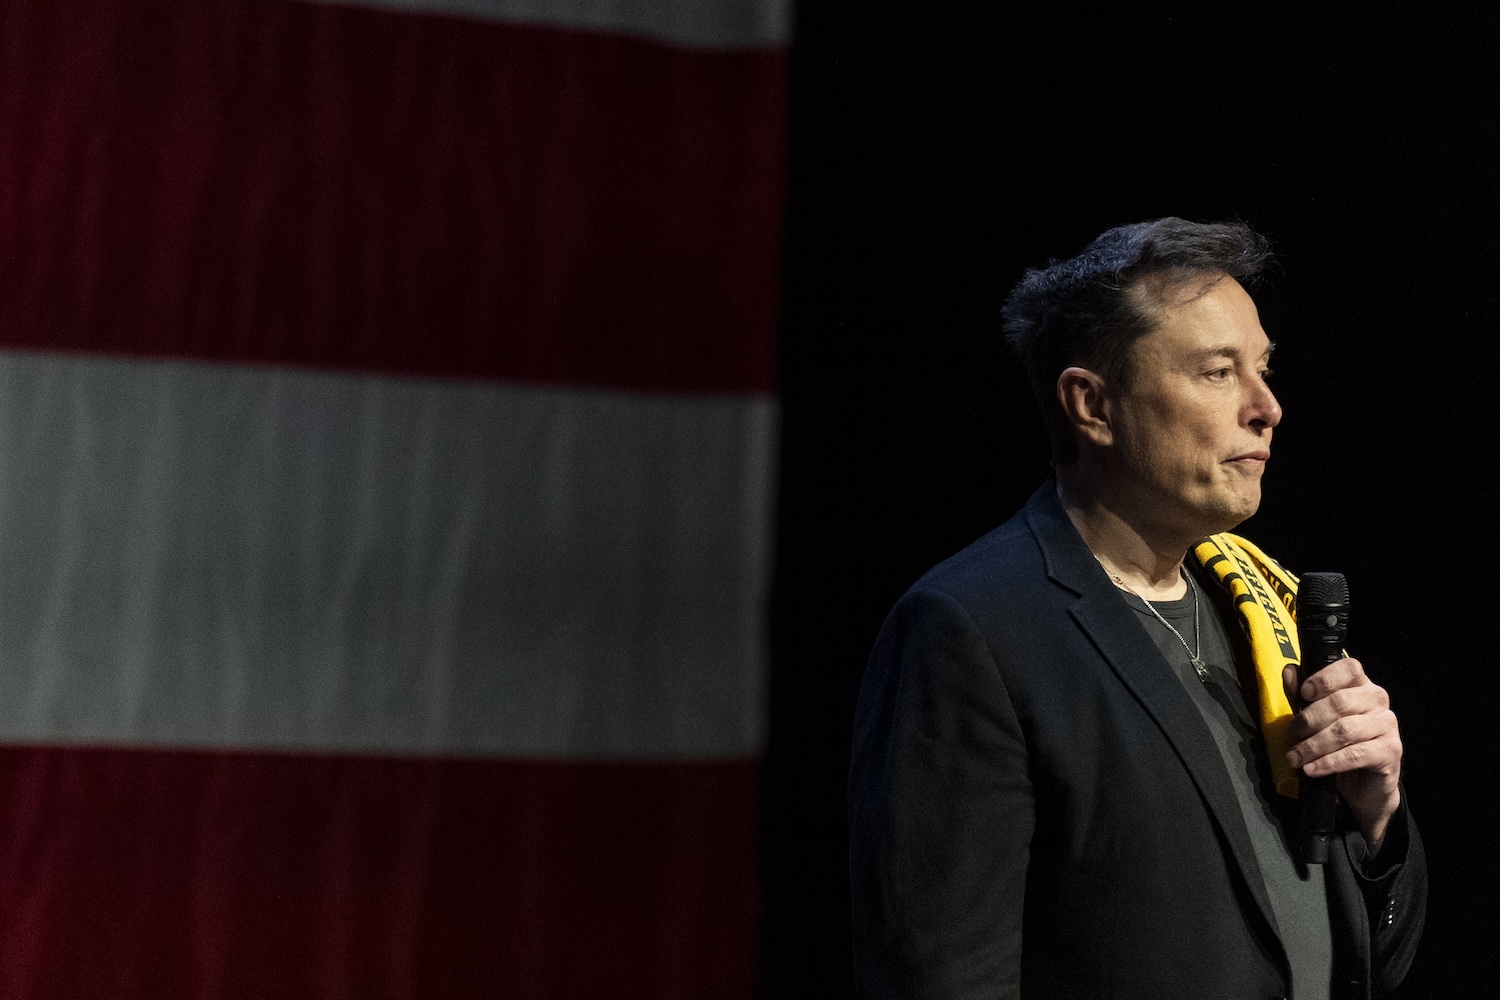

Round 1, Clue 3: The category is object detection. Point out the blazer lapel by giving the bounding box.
[1022,484,1288,959]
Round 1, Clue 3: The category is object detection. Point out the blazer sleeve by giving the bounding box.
[1341,793,1428,995]
[848,585,1031,1000]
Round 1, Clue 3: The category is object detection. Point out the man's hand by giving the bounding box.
[1282,656,1403,856]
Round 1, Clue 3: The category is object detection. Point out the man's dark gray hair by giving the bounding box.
[1000,217,1274,465]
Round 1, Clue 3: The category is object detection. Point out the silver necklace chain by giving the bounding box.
[1096,558,1210,682]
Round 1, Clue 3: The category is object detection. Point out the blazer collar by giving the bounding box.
[1021,480,1291,966]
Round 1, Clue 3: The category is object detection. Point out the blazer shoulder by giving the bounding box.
[893,510,1054,632]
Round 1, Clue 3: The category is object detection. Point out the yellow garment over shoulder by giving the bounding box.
[1192,533,1302,798]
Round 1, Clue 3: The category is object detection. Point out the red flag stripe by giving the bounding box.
[0,746,759,999]
[0,0,784,395]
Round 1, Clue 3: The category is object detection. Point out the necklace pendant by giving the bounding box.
[1190,656,1210,682]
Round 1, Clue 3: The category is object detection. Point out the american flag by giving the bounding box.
[0,0,786,995]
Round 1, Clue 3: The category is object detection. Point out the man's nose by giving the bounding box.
[1247,378,1282,429]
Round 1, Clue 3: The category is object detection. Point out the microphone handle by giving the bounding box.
[1295,587,1347,866]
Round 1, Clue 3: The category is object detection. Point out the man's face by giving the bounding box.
[1107,275,1281,539]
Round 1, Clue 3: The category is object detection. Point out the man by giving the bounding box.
[847,219,1426,999]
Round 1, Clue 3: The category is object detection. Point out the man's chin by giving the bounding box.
[1176,483,1262,538]
[1204,492,1262,535]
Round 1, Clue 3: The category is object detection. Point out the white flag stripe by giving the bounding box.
[309,0,791,49]
[0,353,775,758]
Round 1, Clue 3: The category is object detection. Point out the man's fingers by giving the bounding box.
[1286,709,1401,772]
[1286,682,1390,740]
[1298,655,1367,702]
[1297,730,1403,777]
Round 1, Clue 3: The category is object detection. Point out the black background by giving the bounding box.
[764,3,1500,996]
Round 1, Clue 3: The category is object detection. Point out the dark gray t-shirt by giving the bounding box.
[1123,571,1332,1000]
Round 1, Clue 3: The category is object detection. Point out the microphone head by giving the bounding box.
[1298,571,1348,610]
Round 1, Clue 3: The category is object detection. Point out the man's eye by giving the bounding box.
[1207,368,1232,380]
[1259,368,1274,380]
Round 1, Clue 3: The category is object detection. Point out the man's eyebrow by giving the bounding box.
[1188,341,1276,362]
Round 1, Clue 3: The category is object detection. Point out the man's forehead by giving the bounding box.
[1135,323,1274,365]
[1142,283,1271,349]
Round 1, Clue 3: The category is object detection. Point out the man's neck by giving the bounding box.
[1054,473,1192,601]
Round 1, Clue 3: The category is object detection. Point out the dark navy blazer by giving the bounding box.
[848,483,1425,999]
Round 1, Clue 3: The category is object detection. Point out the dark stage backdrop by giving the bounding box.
[766,4,1500,997]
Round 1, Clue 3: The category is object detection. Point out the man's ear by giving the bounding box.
[1056,367,1114,448]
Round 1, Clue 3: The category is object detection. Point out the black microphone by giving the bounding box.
[1295,571,1348,865]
